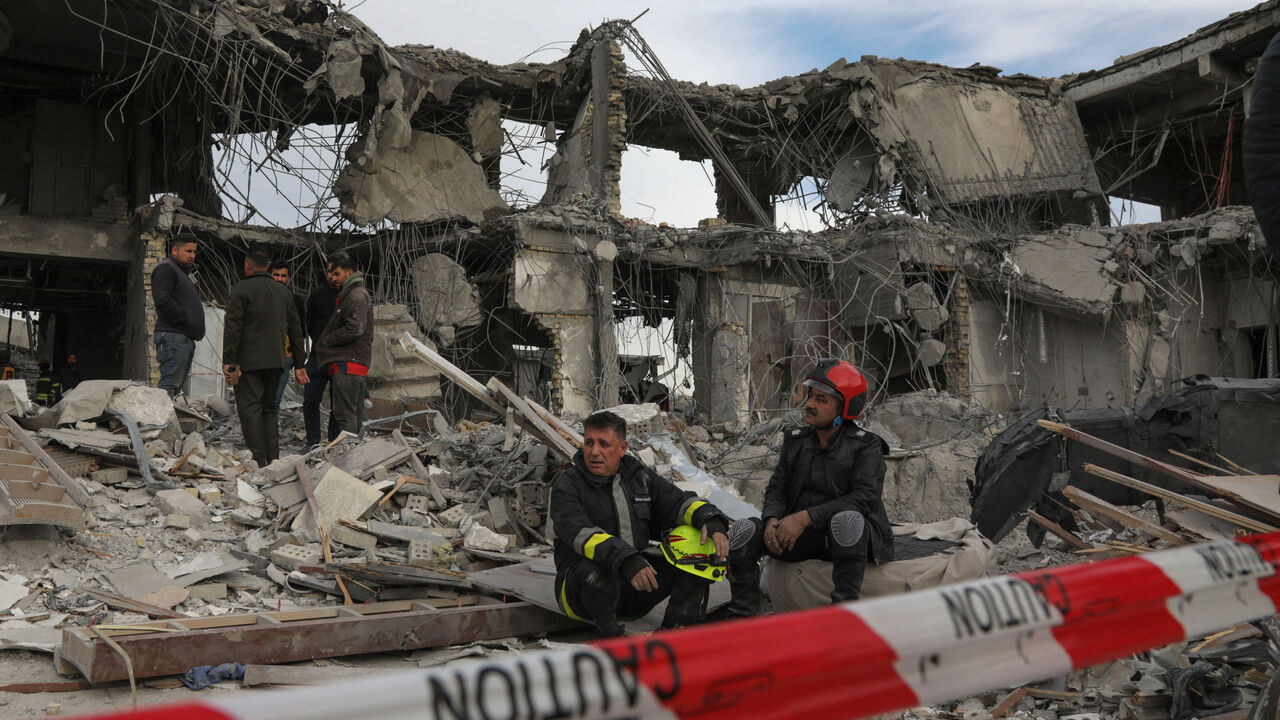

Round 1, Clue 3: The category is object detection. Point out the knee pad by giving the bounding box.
[728,518,760,551]
[829,510,865,548]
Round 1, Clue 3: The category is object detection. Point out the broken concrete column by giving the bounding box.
[369,304,441,404]
[334,130,508,226]
[917,338,947,367]
[412,254,482,346]
[904,282,949,332]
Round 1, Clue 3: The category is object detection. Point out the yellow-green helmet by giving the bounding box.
[660,524,727,581]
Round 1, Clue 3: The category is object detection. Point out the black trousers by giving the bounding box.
[556,552,710,636]
[725,512,870,616]
[235,368,280,466]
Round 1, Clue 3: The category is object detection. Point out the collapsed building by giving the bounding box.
[0,0,1275,434]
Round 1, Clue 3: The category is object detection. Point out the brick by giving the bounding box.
[404,495,431,514]
[197,485,221,503]
[407,539,439,567]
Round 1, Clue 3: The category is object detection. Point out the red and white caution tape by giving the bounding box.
[70,533,1280,720]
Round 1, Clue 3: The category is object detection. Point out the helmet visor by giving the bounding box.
[803,377,841,401]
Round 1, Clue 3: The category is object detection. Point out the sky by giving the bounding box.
[330,0,1260,229]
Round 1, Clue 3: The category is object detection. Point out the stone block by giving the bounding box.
[917,338,947,367]
[270,543,322,570]
[290,467,382,542]
[462,522,509,553]
[179,528,204,548]
[156,489,208,522]
[330,524,377,551]
[261,454,303,483]
[196,485,221,503]
[487,496,513,533]
[187,582,227,602]
[165,514,192,530]
[90,468,128,486]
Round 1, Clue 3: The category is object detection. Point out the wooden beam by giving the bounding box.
[1062,486,1188,545]
[60,600,581,683]
[1039,420,1280,523]
[486,377,577,459]
[1083,463,1276,534]
[1026,510,1092,551]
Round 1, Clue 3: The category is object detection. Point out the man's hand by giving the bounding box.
[764,517,782,554]
[223,364,240,386]
[630,562,659,592]
[701,524,730,561]
[774,511,813,553]
[294,367,310,385]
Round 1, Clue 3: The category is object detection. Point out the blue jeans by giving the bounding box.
[274,356,294,410]
[154,331,196,398]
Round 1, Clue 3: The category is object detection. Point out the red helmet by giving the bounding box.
[803,360,869,420]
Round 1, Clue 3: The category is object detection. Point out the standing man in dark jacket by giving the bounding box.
[314,252,373,438]
[1247,31,1280,261]
[223,248,307,466]
[303,263,342,448]
[551,411,730,637]
[151,239,205,397]
[268,260,307,411]
[723,360,893,616]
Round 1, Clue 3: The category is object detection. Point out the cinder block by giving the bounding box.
[404,495,430,514]
[408,539,439,567]
[270,543,322,570]
[437,504,469,527]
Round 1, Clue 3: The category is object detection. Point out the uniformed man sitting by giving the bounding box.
[551,410,730,636]
[721,359,894,617]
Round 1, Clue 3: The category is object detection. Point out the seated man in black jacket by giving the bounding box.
[722,359,894,617]
[551,410,730,636]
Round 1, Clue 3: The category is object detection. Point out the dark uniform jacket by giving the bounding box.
[305,285,340,361]
[222,273,305,372]
[315,273,374,369]
[762,423,894,563]
[151,257,205,341]
[551,452,728,580]
[1247,31,1280,259]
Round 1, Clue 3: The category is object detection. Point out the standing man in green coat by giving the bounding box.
[223,247,307,466]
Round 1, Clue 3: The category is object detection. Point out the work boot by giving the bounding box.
[661,571,710,628]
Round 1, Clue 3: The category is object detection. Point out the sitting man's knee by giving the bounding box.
[728,517,762,552]
[829,510,866,550]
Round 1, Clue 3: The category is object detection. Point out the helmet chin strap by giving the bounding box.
[815,415,843,431]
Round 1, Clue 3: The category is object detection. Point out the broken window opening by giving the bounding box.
[775,176,831,232]
[619,147,716,226]
[615,317,693,408]
[212,123,369,233]
[499,119,554,209]
[1108,196,1162,225]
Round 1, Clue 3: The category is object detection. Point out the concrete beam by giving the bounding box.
[0,215,132,263]
[1067,6,1280,104]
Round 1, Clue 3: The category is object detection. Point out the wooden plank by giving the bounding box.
[525,396,582,448]
[991,687,1029,719]
[1040,420,1280,523]
[398,333,503,414]
[486,377,577,459]
[77,585,185,620]
[1026,510,1092,550]
[1083,463,1276,534]
[1061,486,1188,545]
[60,601,579,683]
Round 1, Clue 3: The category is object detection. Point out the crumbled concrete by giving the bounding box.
[155,489,208,522]
[334,130,508,226]
[412,254,483,340]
